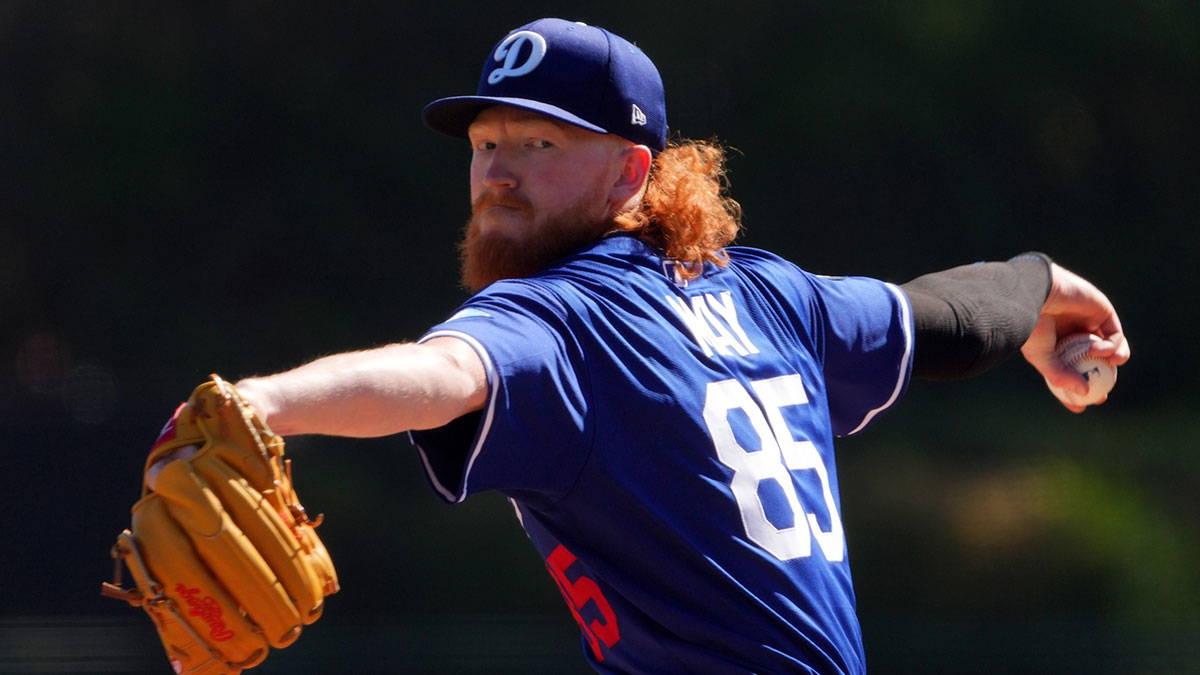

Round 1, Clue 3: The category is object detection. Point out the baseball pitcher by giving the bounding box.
[105,18,1129,674]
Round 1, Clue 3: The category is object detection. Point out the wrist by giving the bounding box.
[234,377,281,431]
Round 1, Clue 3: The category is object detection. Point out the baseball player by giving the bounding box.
[224,18,1129,674]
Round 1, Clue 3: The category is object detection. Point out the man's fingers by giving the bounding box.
[1023,316,1088,396]
[1043,364,1089,396]
[1105,334,1131,366]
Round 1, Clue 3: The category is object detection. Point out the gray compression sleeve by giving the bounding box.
[900,253,1053,381]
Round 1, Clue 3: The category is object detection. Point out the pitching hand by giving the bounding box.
[1021,263,1131,412]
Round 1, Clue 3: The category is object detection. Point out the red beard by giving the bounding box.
[458,188,610,292]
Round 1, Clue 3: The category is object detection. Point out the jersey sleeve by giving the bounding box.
[407,285,592,503]
[808,274,914,436]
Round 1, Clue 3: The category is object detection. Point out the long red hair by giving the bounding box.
[611,138,742,279]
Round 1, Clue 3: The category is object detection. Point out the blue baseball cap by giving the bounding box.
[422,18,667,152]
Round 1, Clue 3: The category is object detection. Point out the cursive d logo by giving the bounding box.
[488,31,547,84]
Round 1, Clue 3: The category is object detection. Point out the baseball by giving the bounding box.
[1046,333,1117,407]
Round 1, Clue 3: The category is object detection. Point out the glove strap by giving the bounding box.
[100,531,147,606]
[284,459,324,528]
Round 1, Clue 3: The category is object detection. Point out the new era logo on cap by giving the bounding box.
[422,18,668,152]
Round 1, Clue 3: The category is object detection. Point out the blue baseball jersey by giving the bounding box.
[409,234,913,674]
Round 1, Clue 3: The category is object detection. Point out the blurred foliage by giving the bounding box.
[1,0,1197,671]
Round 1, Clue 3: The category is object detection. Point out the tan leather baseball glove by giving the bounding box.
[102,374,338,674]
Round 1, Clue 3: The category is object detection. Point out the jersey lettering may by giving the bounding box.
[410,235,913,674]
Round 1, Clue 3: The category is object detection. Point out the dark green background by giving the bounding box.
[2,1,1197,672]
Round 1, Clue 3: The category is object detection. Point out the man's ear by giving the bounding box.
[608,144,653,209]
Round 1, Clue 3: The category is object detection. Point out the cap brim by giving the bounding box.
[422,95,609,140]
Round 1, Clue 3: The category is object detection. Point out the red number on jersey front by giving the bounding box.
[546,544,620,661]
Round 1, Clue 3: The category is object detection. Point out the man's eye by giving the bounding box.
[531,140,554,149]
[473,141,496,151]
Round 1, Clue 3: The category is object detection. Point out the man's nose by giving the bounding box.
[480,150,518,189]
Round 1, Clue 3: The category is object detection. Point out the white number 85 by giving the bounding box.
[702,375,844,562]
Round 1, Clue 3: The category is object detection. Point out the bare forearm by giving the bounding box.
[235,339,487,438]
